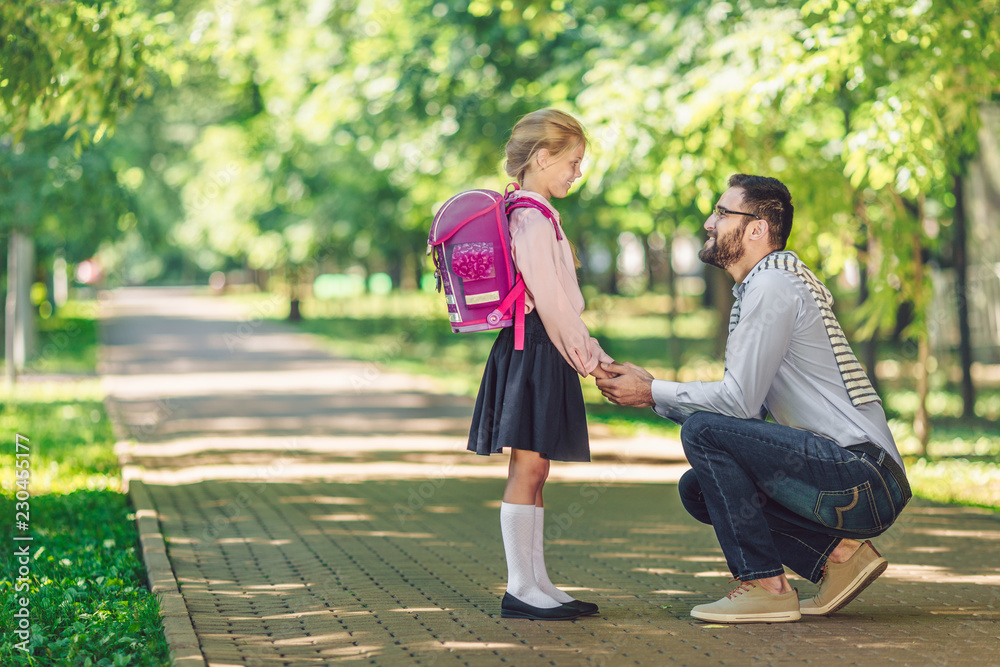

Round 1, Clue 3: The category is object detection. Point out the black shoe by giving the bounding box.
[565,599,599,616]
[500,593,584,620]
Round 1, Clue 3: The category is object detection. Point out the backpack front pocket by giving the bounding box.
[451,242,500,306]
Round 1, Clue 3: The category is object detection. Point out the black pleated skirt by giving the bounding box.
[467,311,590,462]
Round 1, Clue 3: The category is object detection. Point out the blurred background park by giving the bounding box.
[1,1,999,662]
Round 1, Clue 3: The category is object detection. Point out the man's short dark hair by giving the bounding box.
[727,174,793,250]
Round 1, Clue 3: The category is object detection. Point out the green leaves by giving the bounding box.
[0,1,168,140]
[575,0,999,338]
[6,0,997,329]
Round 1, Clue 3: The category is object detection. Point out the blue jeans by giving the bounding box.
[678,412,910,583]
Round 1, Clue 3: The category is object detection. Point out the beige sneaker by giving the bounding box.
[800,540,888,616]
[691,580,801,623]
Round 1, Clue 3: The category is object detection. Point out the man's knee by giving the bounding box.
[677,468,712,525]
[678,468,702,502]
[680,411,721,456]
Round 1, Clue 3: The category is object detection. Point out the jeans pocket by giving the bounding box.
[813,482,882,533]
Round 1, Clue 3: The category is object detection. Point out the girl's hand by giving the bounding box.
[590,365,618,380]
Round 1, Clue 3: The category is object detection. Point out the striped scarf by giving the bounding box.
[728,251,880,407]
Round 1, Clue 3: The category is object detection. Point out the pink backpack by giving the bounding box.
[428,184,560,350]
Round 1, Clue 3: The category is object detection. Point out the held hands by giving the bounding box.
[594,362,656,408]
[589,363,617,380]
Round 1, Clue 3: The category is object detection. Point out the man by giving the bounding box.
[597,174,910,623]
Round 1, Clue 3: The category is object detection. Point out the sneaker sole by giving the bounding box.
[691,608,801,624]
[800,558,888,616]
[500,610,583,621]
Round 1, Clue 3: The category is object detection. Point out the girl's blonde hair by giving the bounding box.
[504,109,587,185]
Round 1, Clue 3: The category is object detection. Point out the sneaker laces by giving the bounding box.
[725,579,756,599]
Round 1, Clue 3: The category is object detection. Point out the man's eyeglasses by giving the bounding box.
[714,204,759,220]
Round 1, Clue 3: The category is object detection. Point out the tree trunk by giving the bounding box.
[664,221,680,378]
[415,248,426,291]
[606,261,620,296]
[4,230,36,385]
[858,242,879,394]
[255,268,269,292]
[912,229,930,455]
[387,250,403,290]
[53,253,69,310]
[709,268,733,360]
[915,337,931,453]
[4,233,17,385]
[643,232,656,293]
[286,264,302,322]
[397,247,417,291]
[952,173,976,418]
[576,236,589,286]
[853,193,880,392]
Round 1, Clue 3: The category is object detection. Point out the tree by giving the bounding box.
[163,0,616,308]
[780,0,1000,450]
[571,0,1000,450]
[1,0,169,381]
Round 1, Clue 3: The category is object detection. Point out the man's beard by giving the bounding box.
[698,222,748,270]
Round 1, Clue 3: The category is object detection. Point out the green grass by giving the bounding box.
[905,458,1000,509]
[25,301,102,375]
[0,490,166,666]
[0,304,169,666]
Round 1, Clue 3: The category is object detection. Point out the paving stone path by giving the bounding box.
[100,287,1000,666]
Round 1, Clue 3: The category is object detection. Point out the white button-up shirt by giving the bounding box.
[651,255,904,469]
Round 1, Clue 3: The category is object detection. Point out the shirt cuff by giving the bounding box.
[651,379,689,424]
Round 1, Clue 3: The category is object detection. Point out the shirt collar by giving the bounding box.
[732,250,799,299]
[507,188,561,222]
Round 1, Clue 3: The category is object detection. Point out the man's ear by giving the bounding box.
[749,219,769,241]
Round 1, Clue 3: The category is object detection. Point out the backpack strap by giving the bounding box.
[488,275,527,351]
[506,198,563,241]
[497,185,558,352]
[513,282,526,351]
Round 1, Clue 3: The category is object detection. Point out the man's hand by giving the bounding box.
[595,362,655,407]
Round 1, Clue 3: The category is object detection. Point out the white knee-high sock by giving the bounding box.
[533,507,575,603]
[500,502,559,608]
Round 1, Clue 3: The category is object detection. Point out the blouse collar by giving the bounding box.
[506,188,561,222]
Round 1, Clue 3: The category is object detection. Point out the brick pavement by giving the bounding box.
[100,287,1000,666]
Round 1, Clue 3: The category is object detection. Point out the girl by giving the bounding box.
[468,109,614,621]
